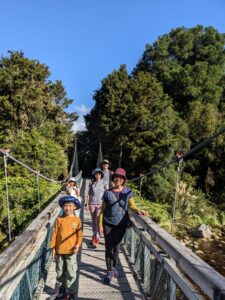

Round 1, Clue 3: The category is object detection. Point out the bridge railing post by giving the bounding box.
[143,244,150,295]
[3,150,12,242]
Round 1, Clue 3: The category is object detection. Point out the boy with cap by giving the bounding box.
[50,195,82,300]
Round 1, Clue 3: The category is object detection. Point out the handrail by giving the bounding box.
[126,210,225,300]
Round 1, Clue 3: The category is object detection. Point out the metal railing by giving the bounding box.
[122,211,225,300]
[0,172,82,300]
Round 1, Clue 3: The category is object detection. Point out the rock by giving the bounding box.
[195,250,204,255]
[191,224,212,239]
[193,244,198,250]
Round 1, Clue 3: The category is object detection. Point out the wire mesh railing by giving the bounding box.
[10,224,54,300]
[122,213,225,300]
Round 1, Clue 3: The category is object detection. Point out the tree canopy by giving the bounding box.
[0,51,78,178]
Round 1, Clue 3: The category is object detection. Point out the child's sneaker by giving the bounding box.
[67,293,76,300]
[112,267,119,278]
[55,288,67,299]
[103,271,114,284]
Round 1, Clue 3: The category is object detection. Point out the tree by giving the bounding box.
[0,51,78,175]
[85,65,131,167]
[134,25,225,201]
[0,51,78,241]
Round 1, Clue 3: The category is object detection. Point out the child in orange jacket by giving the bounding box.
[50,195,82,300]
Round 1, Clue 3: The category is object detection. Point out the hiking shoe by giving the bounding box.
[67,293,76,300]
[55,288,67,299]
[95,237,100,245]
[112,267,119,278]
[92,236,99,248]
[103,271,114,284]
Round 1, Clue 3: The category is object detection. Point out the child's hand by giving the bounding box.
[73,245,80,253]
[52,248,57,262]
[137,210,149,216]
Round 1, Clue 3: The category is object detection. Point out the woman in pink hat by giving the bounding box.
[99,168,148,284]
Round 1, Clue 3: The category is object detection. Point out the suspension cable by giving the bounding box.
[0,149,56,182]
[129,125,225,182]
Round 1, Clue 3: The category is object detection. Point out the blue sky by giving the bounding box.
[0,0,225,130]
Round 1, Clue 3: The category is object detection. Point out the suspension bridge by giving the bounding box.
[0,130,225,300]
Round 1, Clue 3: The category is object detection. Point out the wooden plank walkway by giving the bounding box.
[41,180,142,300]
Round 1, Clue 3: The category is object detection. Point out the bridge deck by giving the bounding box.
[41,209,142,300]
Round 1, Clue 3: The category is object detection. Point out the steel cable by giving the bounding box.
[129,126,225,182]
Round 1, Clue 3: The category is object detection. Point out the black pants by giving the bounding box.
[103,224,127,271]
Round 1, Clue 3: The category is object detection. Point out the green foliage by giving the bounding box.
[85,65,131,166]
[134,25,225,201]
[0,175,60,241]
[127,182,170,225]
[0,51,77,242]
[0,51,77,151]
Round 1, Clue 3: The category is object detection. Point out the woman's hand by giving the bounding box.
[99,227,104,236]
[137,210,149,216]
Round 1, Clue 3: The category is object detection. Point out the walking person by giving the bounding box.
[86,168,107,247]
[99,168,148,284]
[65,177,80,198]
[50,195,82,300]
[65,177,82,217]
[101,159,113,189]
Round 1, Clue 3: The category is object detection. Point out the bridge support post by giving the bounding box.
[25,270,33,300]
[36,174,41,212]
[151,264,164,300]
[130,228,136,264]
[143,244,150,295]
[3,151,12,242]
[166,274,176,300]
[171,156,183,233]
